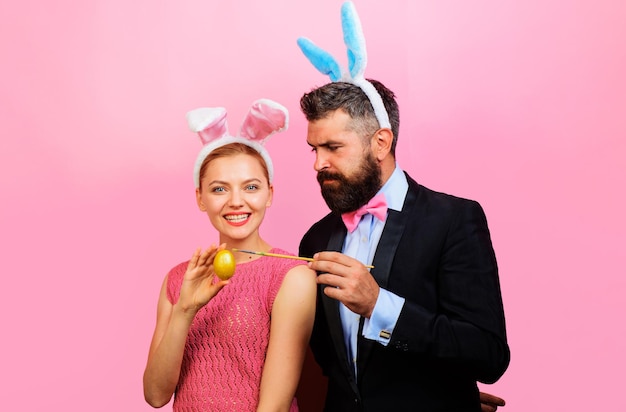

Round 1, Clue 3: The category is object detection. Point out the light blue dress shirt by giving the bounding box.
[340,164,408,374]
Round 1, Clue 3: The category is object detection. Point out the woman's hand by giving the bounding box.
[177,245,230,314]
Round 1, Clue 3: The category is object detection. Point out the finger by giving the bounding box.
[316,273,345,289]
[481,405,496,412]
[215,279,230,288]
[197,248,213,266]
[187,248,202,269]
[321,284,362,315]
[314,251,360,267]
[479,392,505,406]
[321,283,342,301]
[310,259,353,279]
[207,279,230,298]
[205,244,221,264]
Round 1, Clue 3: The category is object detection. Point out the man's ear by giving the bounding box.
[196,188,207,211]
[371,128,393,161]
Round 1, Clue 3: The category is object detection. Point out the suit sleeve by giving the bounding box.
[390,200,510,383]
[299,220,336,376]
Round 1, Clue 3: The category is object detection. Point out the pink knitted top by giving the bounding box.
[166,248,304,412]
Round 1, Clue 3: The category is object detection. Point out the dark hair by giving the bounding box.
[300,79,400,155]
[198,143,269,192]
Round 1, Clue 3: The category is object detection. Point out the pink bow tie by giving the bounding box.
[341,194,388,233]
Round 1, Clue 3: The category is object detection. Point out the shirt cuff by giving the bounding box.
[362,288,405,345]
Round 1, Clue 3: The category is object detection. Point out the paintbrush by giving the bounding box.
[232,248,374,269]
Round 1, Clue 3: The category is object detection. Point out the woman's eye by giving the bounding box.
[245,184,259,191]
[211,186,225,193]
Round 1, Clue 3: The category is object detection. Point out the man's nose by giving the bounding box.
[314,152,329,172]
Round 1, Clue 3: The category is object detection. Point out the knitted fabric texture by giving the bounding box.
[166,248,303,411]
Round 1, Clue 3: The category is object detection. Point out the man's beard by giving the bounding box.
[317,153,382,214]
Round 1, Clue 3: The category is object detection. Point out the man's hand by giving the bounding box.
[480,391,505,412]
[309,251,379,318]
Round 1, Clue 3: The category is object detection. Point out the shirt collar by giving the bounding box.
[378,164,408,212]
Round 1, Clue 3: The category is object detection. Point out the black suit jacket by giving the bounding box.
[299,174,510,412]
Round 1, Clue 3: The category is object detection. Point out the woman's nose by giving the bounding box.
[227,190,244,207]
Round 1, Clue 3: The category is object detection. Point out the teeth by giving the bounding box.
[225,214,249,222]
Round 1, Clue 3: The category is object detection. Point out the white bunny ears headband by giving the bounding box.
[296,1,391,130]
[187,99,289,188]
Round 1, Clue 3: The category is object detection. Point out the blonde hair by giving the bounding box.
[197,143,270,192]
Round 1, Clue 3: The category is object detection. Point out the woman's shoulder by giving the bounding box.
[269,248,316,286]
[167,260,189,281]
[272,257,317,312]
[165,260,189,303]
[257,248,308,294]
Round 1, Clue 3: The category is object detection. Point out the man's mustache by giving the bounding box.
[317,171,344,185]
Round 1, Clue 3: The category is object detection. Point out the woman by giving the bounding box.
[143,99,317,411]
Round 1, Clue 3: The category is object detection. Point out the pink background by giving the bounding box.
[1,0,625,410]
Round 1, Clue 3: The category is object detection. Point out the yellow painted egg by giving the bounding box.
[214,250,236,280]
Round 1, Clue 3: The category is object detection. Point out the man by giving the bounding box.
[298,79,510,411]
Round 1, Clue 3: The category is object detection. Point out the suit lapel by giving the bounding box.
[370,176,418,288]
[369,208,403,288]
[320,217,358,387]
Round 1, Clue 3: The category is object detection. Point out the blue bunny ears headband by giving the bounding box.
[297,1,391,130]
